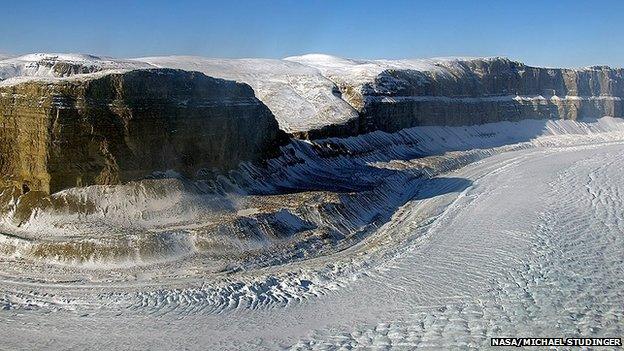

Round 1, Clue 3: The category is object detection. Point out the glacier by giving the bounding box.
[1,117,623,349]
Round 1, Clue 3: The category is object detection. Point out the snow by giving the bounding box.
[0,117,623,349]
[285,53,448,82]
[285,53,504,89]
[0,53,153,84]
[0,69,141,88]
[1,52,623,349]
[0,53,362,133]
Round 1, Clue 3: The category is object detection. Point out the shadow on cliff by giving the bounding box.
[235,143,475,241]
[252,117,583,195]
[411,176,472,200]
[283,174,473,254]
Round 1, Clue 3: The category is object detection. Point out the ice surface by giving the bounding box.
[1,52,623,350]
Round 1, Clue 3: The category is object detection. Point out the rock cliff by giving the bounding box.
[0,69,285,193]
[139,56,359,134]
[286,55,624,135]
[2,53,624,194]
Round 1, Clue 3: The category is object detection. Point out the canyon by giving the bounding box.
[0,53,623,350]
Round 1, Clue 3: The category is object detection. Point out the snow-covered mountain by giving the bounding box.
[138,56,359,133]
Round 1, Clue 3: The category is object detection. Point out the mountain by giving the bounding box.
[138,56,359,135]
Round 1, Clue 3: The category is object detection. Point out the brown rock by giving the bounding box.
[0,69,286,193]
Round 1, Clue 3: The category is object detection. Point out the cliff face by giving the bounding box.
[286,55,624,135]
[5,54,623,140]
[2,54,624,194]
[139,56,359,134]
[0,69,284,193]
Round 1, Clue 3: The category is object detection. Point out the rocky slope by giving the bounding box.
[1,117,623,279]
[0,68,284,194]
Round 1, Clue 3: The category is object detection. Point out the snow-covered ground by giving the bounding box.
[138,56,359,132]
[284,53,479,91]
[0,53,152,85]
[1,118,623,349]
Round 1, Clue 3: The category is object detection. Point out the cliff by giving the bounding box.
[286,55,624,135]
[0,69,285,193]
[2,53,624,194]
[139,56,359,134]
[5,54,623,139]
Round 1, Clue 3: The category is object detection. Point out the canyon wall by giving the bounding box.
[0,69,285,193]
[2,54,624,194]
[286,55,624,136]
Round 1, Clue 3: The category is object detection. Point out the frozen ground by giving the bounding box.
[1,118,623,349]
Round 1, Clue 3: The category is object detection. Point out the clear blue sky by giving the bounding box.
[2,0,623,68]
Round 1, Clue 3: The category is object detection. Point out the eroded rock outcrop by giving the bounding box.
[0,69,285,193]
[2,53,624,195]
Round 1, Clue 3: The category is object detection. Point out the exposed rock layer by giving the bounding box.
[3,54,624,139]
[0,69,284,193]
[138,56,359,134]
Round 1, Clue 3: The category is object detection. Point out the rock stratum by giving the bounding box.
[0,67,283,194]
[1,53,624,318]
[1,54,624,350]
[286,55,624,136]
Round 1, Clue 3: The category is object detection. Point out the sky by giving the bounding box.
[1,0,623,68]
